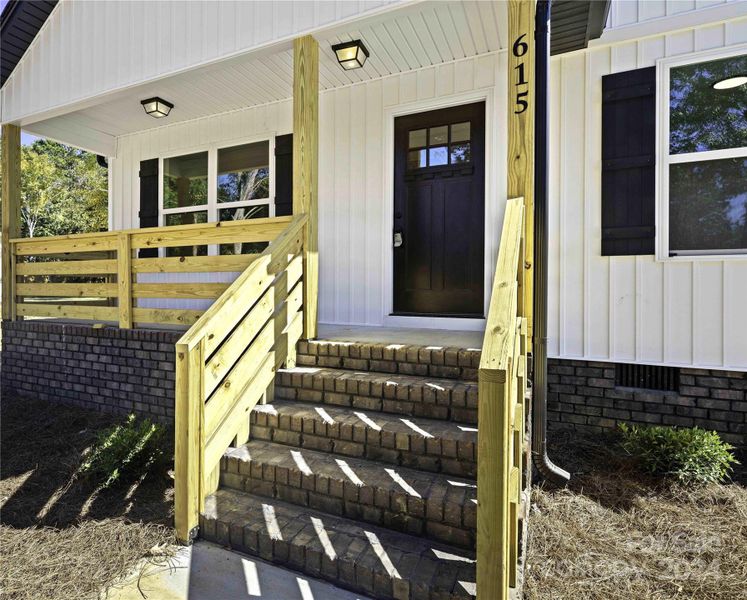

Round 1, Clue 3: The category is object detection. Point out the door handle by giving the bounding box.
[393,231,403,248]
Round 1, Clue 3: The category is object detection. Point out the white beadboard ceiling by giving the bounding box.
[23,0,506,153]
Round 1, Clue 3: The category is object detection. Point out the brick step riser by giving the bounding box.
[218,463,476,550]
[249,415,477,479]
[274,383,478,425]
[296,341,480,382]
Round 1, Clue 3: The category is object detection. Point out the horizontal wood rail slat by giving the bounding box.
[14,235,118,256]
[132,308,204,327]
[132,283,230,299]
[16,258,117,275]
[16,303,118,321]
[16,282,117,297]
[131,254,259,274]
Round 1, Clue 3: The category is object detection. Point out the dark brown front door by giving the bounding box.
[393,102,485,317]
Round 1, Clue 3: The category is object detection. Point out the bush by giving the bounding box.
[619,423,738,485]
[78,414,167,490]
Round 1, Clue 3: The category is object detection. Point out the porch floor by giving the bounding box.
[316,324,484,349]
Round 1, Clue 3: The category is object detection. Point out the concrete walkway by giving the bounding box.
[104,541,372,600]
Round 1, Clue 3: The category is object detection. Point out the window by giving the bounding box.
[659,50,747,257]
[159,138,275,257]
[407,121,472,170]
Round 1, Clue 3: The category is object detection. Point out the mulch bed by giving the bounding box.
[0,395,176,600]
[524,429,747,600]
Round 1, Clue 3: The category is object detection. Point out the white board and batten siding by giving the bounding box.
[111,53,507,323]
[549,12,747,371]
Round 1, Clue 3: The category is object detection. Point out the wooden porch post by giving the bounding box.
[507,0,536,336]
[293,35,319,340]
[1,124,21,321]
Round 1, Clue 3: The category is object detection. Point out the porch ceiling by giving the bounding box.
[23,0,506,154]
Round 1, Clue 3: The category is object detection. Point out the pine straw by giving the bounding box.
[1,395,176,600]
[524,430,747,600]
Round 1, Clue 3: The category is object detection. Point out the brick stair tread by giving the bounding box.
[220,440,476,548]
[251,400,478,477]
[201,487,476,600]
[276,366,477,424]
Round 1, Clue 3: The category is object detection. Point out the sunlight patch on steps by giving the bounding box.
[241,558,262,596]
[448,480,477,489]
[311,517,337,561]
[262,503,282,540]
[354,411,382,431]
[278,367,320,374]
[291,450,314,476]
[459,580,478,596]
[255,404,278,416]
[432,548,476,563]
[458,425,478,432]
[385,468,421,498]
[315,406,335,425]
[364,531,401,579]
[425,382,446,391]
[297,577,315,600]
[335,459,365,486]
[400,419,433,438]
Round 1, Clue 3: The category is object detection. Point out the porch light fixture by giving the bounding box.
[712,74,747,90]
[331,40,369,70]
[140,97,174,118]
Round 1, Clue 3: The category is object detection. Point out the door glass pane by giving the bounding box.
[163,152,208,208]
[219,205,270,255]
[429,146,448,166]
[450,143,471,164]
[408,149,427,169]
[408,129,427,148]
[451,122,471,142]
[429,126,448,145]
[670,53,747,154]
[164,211,208,257]
[217,141,270,203]
[669,157,747,252]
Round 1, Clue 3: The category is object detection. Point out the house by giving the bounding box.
[1,1,746,598]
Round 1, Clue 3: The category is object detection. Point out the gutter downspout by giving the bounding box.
[532,0,570,485]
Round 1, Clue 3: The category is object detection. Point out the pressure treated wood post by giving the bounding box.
[117,233,133,328]
[293,35,319,340]
[507,0,536,336]
[2,124,21,321]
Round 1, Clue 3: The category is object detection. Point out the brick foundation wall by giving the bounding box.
[547,358,746,446]
[1,320,180,424]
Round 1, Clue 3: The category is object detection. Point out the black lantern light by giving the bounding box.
[141,97,174,118]
[331,40,369,70]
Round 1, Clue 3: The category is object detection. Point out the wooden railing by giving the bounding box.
[477,197,528,600]
[173,213,308,542]
[8,216,293,328]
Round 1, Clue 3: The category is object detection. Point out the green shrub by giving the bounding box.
[78,414,167,490]
[618,423,738,485]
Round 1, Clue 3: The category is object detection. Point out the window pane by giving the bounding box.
[429,146,448,166]
[670,54,747,154]
[450,143,471,164]
[429,126,448,145]
[163,152,208,208]
[217,141,270,203]
[219,205,270,255]
[164,211,208,257]
[408,129,426,148]
[669,157,747,253]
[451,122,470,142]
[408,149,427,169]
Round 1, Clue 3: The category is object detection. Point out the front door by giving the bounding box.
[393,102,485,316]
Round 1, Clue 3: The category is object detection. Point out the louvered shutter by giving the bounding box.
[138,158,159,258]
[274,134,293,217]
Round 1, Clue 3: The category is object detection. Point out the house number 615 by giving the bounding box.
[513,34,528,114]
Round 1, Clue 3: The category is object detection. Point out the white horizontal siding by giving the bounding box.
[112,53,506,324]
[548,16,747,370]
[607,0,738,28]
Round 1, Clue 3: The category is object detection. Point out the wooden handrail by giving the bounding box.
[477,197,528,600]
[174,213,309,542]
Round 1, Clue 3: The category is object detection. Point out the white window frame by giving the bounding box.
[656,44,747,261]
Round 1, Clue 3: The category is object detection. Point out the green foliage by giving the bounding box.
[619,423,739,485]
[78,414,167,490]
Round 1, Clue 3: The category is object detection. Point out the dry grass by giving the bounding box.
[0,395,176,600]
[525,429,747,600]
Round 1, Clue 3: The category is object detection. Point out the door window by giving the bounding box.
[406,121,472,170]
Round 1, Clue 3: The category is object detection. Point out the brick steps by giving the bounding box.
[276,367,478,425]
[201,488,476,600]
[220,440,477,549]
[250,400,478,478]
[296,340,481,382]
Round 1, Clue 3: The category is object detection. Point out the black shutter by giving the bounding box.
[601,67,656,256]
[274,134,293,217]
[139,158,159,258]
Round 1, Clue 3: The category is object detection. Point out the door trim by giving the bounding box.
[381,89,497,331]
